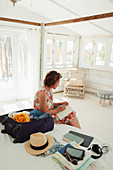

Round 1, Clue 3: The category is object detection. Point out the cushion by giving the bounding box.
[67,78,84,87]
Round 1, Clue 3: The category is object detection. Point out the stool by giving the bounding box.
[98,90,113,107]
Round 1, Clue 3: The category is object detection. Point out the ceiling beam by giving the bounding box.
[0,12,113,27]
[0,17,41,26]
[45,12,113,26]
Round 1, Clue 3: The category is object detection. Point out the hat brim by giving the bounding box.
[24,135,55,155]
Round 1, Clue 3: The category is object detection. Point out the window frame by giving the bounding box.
[46,34,78,68]
[79,37,113,71]
[47,38,53,66]
[54,37,64,66]
[66,40,74,65]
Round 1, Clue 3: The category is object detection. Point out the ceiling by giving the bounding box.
[2,0,113,36]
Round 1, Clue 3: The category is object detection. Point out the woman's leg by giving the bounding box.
[70,114,81,129]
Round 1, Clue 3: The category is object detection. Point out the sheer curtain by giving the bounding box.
[26,28,40,99]
[0,27,40,102]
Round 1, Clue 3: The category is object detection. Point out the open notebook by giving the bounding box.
[56,105,74,120]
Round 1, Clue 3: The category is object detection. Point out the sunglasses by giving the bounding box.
[66,154,78,165]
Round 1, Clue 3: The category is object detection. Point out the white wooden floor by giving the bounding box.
[0,93,113,144]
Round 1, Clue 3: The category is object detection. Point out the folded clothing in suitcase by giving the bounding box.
[0,109,54,143]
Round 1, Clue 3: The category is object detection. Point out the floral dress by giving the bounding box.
[34,87,75,125]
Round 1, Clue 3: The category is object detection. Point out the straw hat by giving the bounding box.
[24,132,54,155]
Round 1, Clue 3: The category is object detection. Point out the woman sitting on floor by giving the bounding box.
[34,70,81,128]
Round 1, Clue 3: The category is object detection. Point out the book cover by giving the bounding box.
[58,143,74,155]
[56,105,74,120]
[63,132,84,145]
[69,130,94,147]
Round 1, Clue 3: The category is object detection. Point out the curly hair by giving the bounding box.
[44,70,62,87]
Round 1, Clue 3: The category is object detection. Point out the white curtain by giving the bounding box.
[27,28,40,99]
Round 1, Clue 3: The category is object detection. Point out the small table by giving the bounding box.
[98,90,113,107]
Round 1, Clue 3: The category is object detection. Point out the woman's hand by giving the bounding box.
[53,101,69,107]
[62,101,69,106]
[57,104,66,113]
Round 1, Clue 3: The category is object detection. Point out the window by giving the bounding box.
[82,39,95,67]
[110,43,113,67]
[84,41,94,65]
[55,40,63,64]
[47,39,52,65]
[0,36,13,88]
[96,42,106,66]
[46,34,77,68]
[0,31,29,102]
[0,28,40,103]
[80,38,113,71]
[66,40,73,64]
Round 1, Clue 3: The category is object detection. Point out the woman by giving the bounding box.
[34,70,81,128]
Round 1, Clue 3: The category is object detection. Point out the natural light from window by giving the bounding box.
[83,41,94,65]
[47,39,52,65]
[66,40,73,64]
[46,35,77,68]
[96,42,105,66]
[55,40,63,64]
[110,43,113,67]
[0,36,13,88]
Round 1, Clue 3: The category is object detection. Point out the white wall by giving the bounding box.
[85,69,113,94]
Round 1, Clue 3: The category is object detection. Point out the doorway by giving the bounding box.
[0,29,29,102]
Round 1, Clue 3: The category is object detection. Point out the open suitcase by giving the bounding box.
[0,109,54,143]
